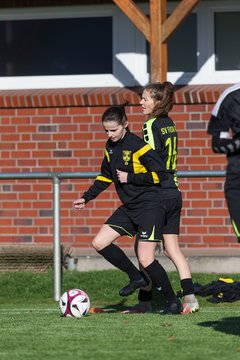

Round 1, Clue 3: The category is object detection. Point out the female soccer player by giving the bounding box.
[122,82,199,314]
[74,101,182,315]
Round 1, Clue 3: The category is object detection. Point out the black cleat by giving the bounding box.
[160,298,183,315]
[119,277,148,297]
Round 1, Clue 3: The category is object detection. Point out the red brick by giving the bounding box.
[0,85,237,249]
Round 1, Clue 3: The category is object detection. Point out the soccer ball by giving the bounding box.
[59,289,90,318]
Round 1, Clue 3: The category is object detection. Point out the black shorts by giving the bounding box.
[225,173,240,237]
[105,202,166,243]
[162,196,182,235]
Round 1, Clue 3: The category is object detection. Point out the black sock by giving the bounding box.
[97,243,142,281]
[144,260,176,302]
[181,278,194,296]
[138,289,152,302]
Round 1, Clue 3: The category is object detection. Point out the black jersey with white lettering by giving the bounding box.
[142,116,181,198]
[82,129,168,206]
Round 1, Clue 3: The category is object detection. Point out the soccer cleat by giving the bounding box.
[182,296,200,314]
[121,302,152,314]
[160,298,183,315]
[119,277,149,297]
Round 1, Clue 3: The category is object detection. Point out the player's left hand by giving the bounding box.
[73,198,86,210]
[116,169,128,183]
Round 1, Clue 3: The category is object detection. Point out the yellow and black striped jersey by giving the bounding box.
[82,130,168,206]
[142,116,181,198]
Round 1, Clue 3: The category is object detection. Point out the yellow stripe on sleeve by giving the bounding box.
[142,118,157,150]
[104,149,110,162]
[151,172,160,184]
[132,144,152,174]
[96,176,112,183]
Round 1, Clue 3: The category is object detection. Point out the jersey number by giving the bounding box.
[165,137,177,171]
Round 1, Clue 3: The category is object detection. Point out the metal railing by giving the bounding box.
[0,170,226,301]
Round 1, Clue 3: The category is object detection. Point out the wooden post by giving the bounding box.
[150,0,167,83]
[113,0,200,84]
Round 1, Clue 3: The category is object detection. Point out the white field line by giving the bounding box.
[0,308,58,314]
[0,307,239,314]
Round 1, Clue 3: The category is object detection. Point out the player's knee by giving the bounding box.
[138,253,154,268]
[92,237,102,251]
[92,233,114,251]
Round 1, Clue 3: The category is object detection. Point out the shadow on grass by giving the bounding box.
[95,289,166,313]
[99,299,128,313]
[198,317,240,336]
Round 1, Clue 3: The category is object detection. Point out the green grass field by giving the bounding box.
[0,270,239,360]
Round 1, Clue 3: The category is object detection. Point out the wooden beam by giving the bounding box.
[162,0,200,42]
[112,0,200,84]
[113,0,150,41]
[150,0,167,82]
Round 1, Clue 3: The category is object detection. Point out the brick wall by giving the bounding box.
[0,85,238,250]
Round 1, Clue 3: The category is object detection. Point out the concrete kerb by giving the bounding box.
[68,247,240,274]
[1,245,239,274]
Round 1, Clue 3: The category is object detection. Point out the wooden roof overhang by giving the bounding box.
[113,0,200,82]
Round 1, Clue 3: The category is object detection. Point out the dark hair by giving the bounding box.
[102,100,129,126]
[143,81,175,117]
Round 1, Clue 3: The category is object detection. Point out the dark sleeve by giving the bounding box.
[127,144,168,185]
[208,97,240,155]
[82,150,113,203]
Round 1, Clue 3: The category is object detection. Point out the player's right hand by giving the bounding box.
[73,198,86,210]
